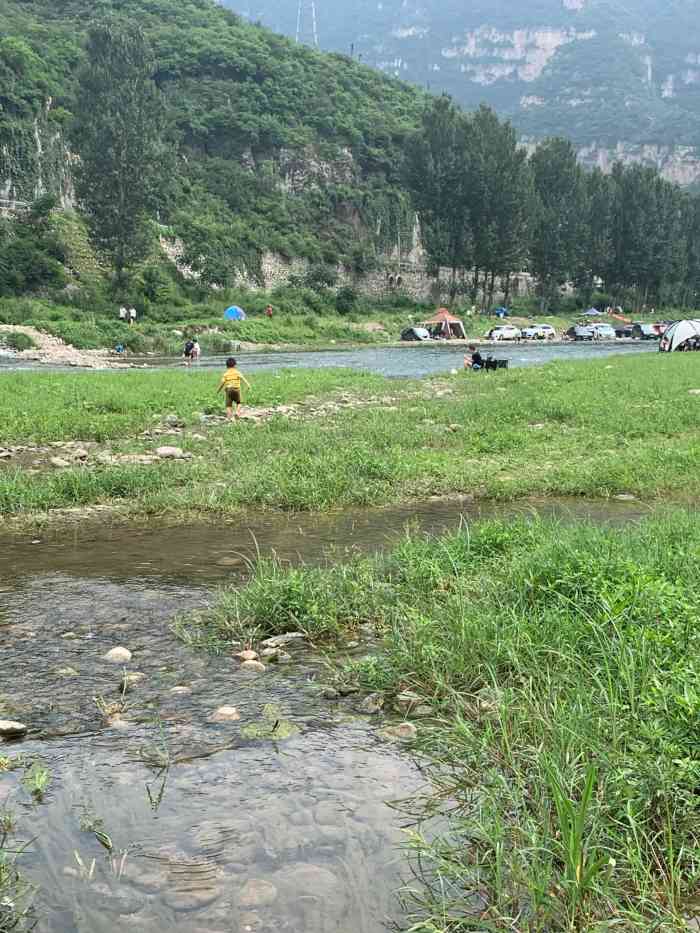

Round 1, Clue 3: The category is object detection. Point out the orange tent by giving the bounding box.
[420,307,467,339]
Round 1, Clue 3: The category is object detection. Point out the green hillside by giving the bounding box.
[0,0,425,280]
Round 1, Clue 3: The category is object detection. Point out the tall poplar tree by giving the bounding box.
[72,18,169,287]
[530,139,586,311]
[404,96,473,297]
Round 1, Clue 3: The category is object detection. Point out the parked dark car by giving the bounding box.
[401,326,431,342]
[615,324,634,338]
[632,323,659,340]
[565,324,594,341]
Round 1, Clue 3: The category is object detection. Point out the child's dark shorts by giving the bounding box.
[226,388,241,405]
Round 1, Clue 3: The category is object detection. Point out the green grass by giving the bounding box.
[0,804,34,931]
[1,354,700,518]
[182,514,700,929]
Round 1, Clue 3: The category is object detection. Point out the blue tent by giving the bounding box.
[583,308,603,316]
[224,305,246,321]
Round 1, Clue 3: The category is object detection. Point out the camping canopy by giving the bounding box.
[583,308,603,316]
[224,305,246,321]
[420,308,467,340]
[659,319,700,351]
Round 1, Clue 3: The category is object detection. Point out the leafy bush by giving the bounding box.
[0,331,36,351]
[335,286,358,314]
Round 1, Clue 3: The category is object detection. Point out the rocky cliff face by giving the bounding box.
[224,0,700,184]
[0,107,73,207]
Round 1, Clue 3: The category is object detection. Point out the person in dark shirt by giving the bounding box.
[464,345,484,371]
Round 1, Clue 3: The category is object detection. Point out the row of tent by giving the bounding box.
[659,319,700,351]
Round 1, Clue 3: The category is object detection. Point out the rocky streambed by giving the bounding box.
[0,572,429,933]
[0,496,655,932]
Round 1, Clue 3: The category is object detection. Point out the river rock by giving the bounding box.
[120,671,146,692]
[260,648,292,664]
[395,691,422,714]
[208,706,241,723]
[235,649,259,662]
[320,687,339,700]
[55,666,79,677]
[103,646,132,664]
[688,389,700,396]
[0,720,28,739]
[240,660,266,673]
[409,704,434,719]
[156,446,185,459]
[170,686,192,696]
[359,693,384,714]
[72,448,89,460]
[50,456,70,468]
[345,640,360,649]
[614,493,637,501]
[238,879,278,908]
[260,632,305,649]
[380,723,418,741]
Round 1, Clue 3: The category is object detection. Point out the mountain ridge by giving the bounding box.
[224,0,700,181]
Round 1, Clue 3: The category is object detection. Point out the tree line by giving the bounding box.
[5,12,700,313]
[406,96,700,312]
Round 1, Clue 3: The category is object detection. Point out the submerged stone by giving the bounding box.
[208,705,241,723]
[260,632,305,649]
[380,723,418,741]
[103,647,132,664]
[0,720,27,739]
[238,879,278,908]
[120,672,146,692]
[359,693,384,714]
[240,660,266,673]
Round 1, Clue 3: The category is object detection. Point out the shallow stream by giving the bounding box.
[1,339,658,376]
[0,496,653,932]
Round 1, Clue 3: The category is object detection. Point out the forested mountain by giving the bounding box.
[226,0,700,182]
[3,0,700,313]
[0,0,424,282]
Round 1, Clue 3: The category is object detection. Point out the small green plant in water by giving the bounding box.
[22,763,51,802]
[241,704,300,741]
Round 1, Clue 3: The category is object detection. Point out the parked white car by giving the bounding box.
[487,325,521,342]
[521,323,557,340]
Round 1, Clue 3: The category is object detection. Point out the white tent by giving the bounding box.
[659,319,700,352]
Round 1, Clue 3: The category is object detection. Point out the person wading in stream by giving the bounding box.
[217,357,251,421]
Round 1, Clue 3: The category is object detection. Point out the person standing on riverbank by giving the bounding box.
[183,338,195,367]
[192,339,201,363]
[217,357,251,421]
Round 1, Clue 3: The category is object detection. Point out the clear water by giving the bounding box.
[0,340,658,377]
[0,496,653,932]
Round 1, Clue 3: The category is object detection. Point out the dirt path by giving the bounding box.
[0,325,130,370]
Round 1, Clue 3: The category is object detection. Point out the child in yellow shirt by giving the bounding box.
[217,357,251,421]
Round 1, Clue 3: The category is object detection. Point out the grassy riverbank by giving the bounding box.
[181,514,700,930]
[1,354,699,517]
[1,353,699,519]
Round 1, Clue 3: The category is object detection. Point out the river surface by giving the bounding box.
[1,340,658,377]
[0,496,653,933]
